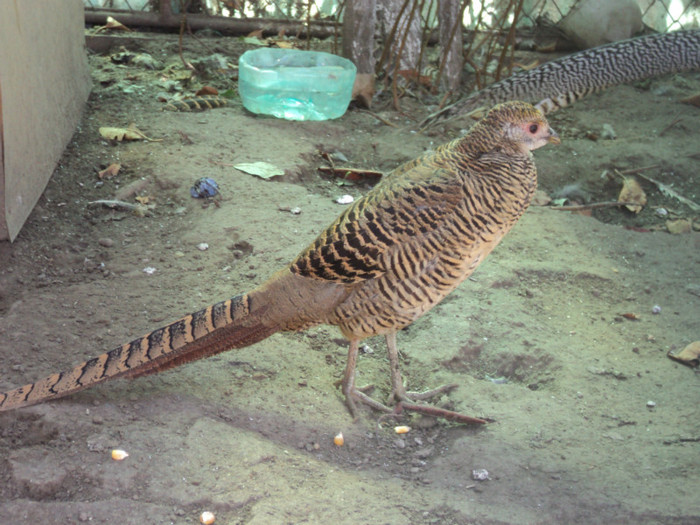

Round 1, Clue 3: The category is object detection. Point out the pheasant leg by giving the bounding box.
[341,339,393,418]
[385,331,457,404]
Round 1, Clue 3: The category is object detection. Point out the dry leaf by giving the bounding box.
[135,196,151,205]
[99,124,161,142]
[666,218,692,234]
[98,163,121,179]
[512,60,540,71]
[274,41,295,49]
[105,16,130,31]
[680,93,700,107]
[234,161,284,179]
[667,341,700,367]
[196,86,219,96]
[618,177,646,213]
[352,73,375,109]
[247,29,264,38]
[535,42,557,52]
[531,189,552,206]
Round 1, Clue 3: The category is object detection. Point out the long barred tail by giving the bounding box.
[420,29,700,128]
[0,293,272,412]
[0,268,349,412]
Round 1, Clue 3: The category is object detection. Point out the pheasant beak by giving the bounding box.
[547,127,561,145]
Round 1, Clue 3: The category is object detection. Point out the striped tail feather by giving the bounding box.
[0,293,273,412]
[420,29,700,127]
[0,268,350,412]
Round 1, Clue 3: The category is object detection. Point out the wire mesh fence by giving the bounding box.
[84,0,699,30]
[84,0,698,103]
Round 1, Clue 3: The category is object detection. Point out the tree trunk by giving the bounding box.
[377,0,422,75]
[342,0,377,107]
[437,0,463,91]
[342,0,376,73]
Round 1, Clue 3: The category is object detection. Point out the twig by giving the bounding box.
[87,199,149,216]
[318,166,383,180]
[635,173,700,212]
[178,13,195,71]
[659,115,682,137]
[618,164,659,175]
[375,0,411,77]
[550,201,641,211]
[494,0,524,83]
[356,109,400,127]
[395,402,490,425]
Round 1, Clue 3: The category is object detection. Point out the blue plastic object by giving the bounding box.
[238,48,357,121]
[190,177,219,198]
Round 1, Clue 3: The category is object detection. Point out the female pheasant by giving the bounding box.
[0,101,559,420]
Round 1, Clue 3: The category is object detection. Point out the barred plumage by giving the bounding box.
[162,95,228,111]
[0,102,558,420]
[421,29,700,127]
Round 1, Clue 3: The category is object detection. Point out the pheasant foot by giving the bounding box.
[389,383,458,404]
[384,332,487,423]
[340,335,489,423]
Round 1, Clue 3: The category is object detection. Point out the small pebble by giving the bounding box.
[200,511,215,525]
[98,238,114,247]
[196,243,209,251]
[336,194,354,205]
[601,123,617,140]
[290,207,302,215]
[142,267,157,275]
[331,150,349,162]
[472,468,490,481]
[647,400,656,408]
[651,305,661,314]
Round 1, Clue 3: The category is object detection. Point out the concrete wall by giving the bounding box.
[0,1,91,241]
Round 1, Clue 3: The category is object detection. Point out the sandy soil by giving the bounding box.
[1,32,699,525]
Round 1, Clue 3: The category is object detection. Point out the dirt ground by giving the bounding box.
[1,32,699,525]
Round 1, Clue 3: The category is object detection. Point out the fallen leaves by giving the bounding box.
[620,313,640,321]
[98,163,121,179]
[667,341,700,367]
[680,92,700,107]
[352,73,375,109]
[99,124,162,142]
[318,166,382,182]
[617,176,646,214]
[243,28,299,49]
[234,161,285,179]
[195,86,219,97]
[91,16,131,34]
[636,172,700,212]
[665,218,692,234]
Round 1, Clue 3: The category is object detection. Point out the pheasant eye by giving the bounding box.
[529,124,539,133]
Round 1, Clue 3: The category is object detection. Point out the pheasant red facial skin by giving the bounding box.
[0,101,558,419]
